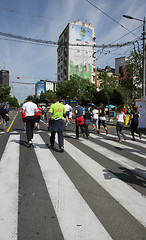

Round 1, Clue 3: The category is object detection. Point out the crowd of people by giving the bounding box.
[1,96,143,151]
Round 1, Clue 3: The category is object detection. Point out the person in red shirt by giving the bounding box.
[20,106,26,130]
[35,104,41,130]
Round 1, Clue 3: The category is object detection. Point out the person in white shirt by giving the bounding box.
[22,95,38,146]
[92,106,99,132]
[115,105,126,142]
[64,102,72,126]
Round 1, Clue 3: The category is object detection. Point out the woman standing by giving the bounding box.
[130,105,142,141]
[115,105,126,142]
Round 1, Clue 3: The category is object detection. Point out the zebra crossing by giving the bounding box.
[0,130,146,239]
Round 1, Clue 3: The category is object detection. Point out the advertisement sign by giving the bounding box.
[69,24,92,81]
[136,100,146,131]
[37,81,45,99]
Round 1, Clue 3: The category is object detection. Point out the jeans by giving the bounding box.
[50,131,64,149]
[25,116,36,141]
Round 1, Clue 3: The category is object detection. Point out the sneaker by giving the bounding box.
[118,139,122,142]
[28,140,32,147]
[97,130,100,134]
[60,147,64,152]
[106,129,108,134]
[76,136,79,139]
[139,133,142,139]
[131,138,136,141]
[123,135,126,141]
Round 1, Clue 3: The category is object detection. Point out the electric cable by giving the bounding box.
[84,0,140,38]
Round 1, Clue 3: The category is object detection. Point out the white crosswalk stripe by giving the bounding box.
[93,134,146,160]
[106,132,146,148]
[64,132,146,227]
[0,135,20,240]
[66,132,146,180]
[0,131,146,239]
[33,134,112,240]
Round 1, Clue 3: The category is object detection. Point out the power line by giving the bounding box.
[84,0,140,39]
[11,81,35,85]
[0,31,139,48]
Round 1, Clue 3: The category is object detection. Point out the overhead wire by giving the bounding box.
[84,0,140,39]
[0,31,139,48]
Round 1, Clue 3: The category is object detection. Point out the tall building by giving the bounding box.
[0,69,9,85]
[57,21,96,84]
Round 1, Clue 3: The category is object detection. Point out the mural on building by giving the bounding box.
[69,24,92,81]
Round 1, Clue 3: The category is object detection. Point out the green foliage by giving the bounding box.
[40,90,55,103]
[0,84,11,103]
[56,75,96,102]
[0,84,19,107]
[120,45,143,101]
[99,72,118,104]
[32,90,55,104]
[128,45,143,99]
[8,96,19,107]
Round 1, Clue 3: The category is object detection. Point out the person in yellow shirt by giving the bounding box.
[46,96,66,152]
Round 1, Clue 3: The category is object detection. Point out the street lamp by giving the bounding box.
[123,14,146,99]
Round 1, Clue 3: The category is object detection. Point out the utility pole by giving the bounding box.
[123,15,146,99]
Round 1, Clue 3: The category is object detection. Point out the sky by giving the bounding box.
[0,0,146,103]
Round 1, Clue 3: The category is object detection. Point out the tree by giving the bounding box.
[99,72,119,105]
[8,96,19,107]
[40,90,55,104]
[119,44,143,102]
[0,84,11,103]
[128,44,143,99]
[56,75,97,102]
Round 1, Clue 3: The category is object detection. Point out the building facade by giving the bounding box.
[57,21,96,84]
[35,80,56,98]
[0,69,9,85]
[115,56,129,78]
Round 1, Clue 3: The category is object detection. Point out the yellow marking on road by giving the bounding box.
[0,121,3,125]
[6,112,18,133]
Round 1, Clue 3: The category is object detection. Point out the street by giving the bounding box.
[0,111,146,240]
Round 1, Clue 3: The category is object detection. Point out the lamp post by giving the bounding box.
[123,15,146,99]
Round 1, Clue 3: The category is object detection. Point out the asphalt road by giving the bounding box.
[0,111,146,240]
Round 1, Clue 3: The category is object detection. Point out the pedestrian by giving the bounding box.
[64,101,72,126]
[41,105,45,119]
[130,105,142,141]
[46,96,66,152]
[98,103,108,134]
[20,104,26,130]
[22,95,38,147]
[69,109,73,124]
[1,104,10,130]
[75,101,86,139]
[92,105,99,133]
[34,104,41,130]
[115,105,126,142]
[84,106,92,139]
